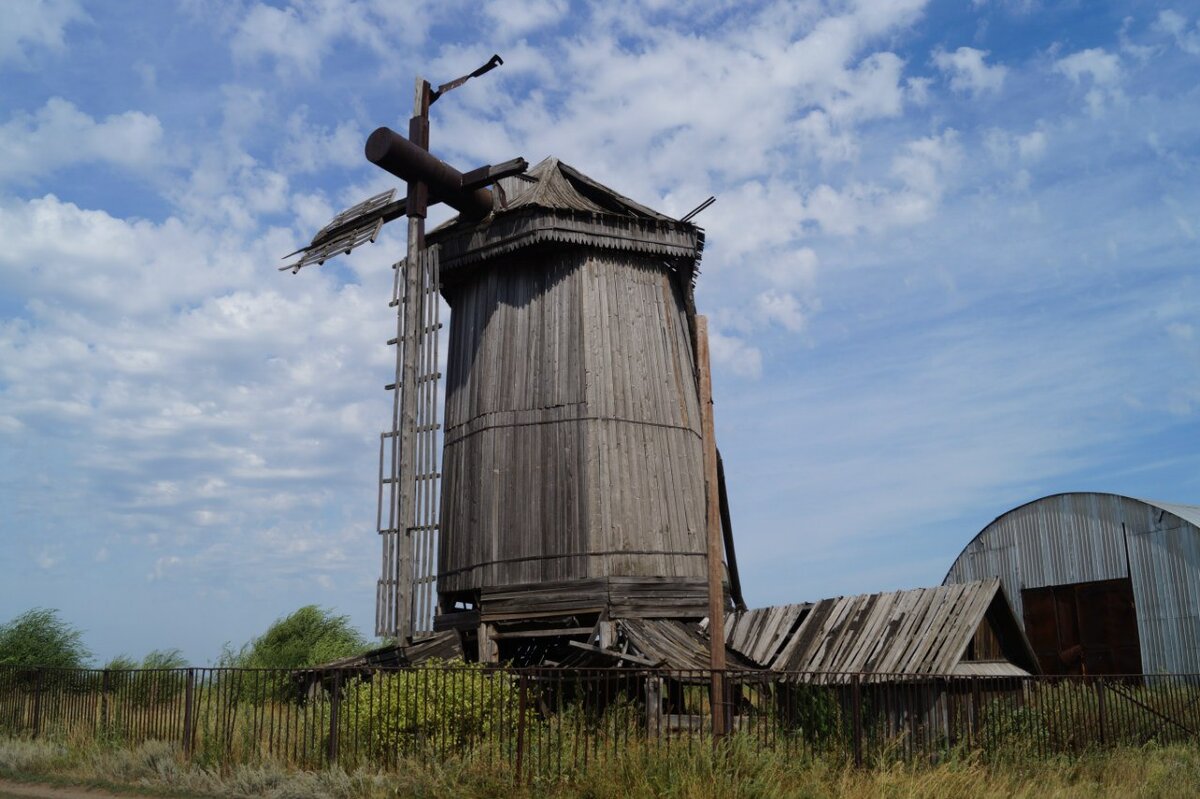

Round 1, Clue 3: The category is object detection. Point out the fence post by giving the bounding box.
[851,674,863,768]
[645,676,662,739]
[99,669,111,738]
[30,668,43,739]
[327,670,341,766]
[971,678,982,749]
[182,669,195,758]
[515,673,528,785]
[1095,680,1106,747]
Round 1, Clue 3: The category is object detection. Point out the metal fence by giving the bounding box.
[1,665,1197,778]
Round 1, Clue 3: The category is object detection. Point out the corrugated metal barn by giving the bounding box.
[944,492,1200,676]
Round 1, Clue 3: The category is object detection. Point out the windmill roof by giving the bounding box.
[492,157,676,220]
[428,157,704,273]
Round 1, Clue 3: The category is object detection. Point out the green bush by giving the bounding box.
[349,659,527,760]
[0,608,91,668]
[218,606,367,704]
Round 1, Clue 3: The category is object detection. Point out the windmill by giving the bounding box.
[282,56,527,642]
[284,65,746,734]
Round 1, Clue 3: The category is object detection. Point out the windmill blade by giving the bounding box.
[281,189,405,272]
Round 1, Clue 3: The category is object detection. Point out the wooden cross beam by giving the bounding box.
[281,55,526,273]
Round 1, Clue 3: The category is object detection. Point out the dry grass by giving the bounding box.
[1,735,1199,799]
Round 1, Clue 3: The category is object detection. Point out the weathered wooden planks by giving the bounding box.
[725,578,1039,681]
[437,248,707,612]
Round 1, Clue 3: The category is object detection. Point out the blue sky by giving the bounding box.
[1,0,1197,665]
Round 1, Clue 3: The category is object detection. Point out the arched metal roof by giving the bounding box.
[944,492,1200,585]
[943,491,1200,675]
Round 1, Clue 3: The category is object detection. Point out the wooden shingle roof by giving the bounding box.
[726,578,1038,679]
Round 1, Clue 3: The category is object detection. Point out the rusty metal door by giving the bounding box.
[1022,578,1142,676]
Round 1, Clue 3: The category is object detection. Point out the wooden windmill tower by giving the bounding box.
[284,61,745,670]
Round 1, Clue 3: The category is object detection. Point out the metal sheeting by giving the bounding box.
[944,492,1200,674]
[725,579,1032,679]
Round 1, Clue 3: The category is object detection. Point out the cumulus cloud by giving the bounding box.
[1054,48,1123,114]
[230,0,451,77]
[483,0,569,39]
[933,47,1008,96]
[756,290,808,332]
[984,127,1047,165]
[708,328,763,379]
[0,0,85,67]
[5,0,1198,656]
[1155,10,1200,55]
[0,98,163,184]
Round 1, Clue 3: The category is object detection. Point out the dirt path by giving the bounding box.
[0,779,167,799]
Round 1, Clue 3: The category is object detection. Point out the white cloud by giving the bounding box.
[1167,322,1194,342]
[756,290,808,332]
[1155,10,1200,54]
[933,47,1008,96]
[1055,47,1122,85]
[1054,48,1123,114]
[230,0,450,78]
[708,329,763,379]
[765,247,819,290]
[0,98,163,184]
[282,110,365,174]
[0,0,85,67]
[483,0,568,39]
[148,555,182,581]
[984,127,1047,164]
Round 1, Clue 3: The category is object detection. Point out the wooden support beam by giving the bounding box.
[567,641,662,667]
[478,622,499,663]
[645,677,663,739]
[695,315,727,740]
[491,627,594,640]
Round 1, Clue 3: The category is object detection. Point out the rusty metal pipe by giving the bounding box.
[365,127,493,220]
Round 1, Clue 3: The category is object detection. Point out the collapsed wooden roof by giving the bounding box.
[549,618,755,672]
[725,578,1039,680]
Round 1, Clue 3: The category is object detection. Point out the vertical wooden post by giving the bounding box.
[597,620,616,650]
[478,623,499,664]
[182,669,195,757]
[695,316,727,740]
[395,76,432,641]
[645,677,663,739]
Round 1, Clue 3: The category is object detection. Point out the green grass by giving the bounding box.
[2,735,1200,799]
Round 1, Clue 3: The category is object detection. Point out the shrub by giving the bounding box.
[349,659,527,761]
[0,608,91,668]
[222,606,367,671]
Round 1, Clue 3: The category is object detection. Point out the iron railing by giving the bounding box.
[1,665,1197,778]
